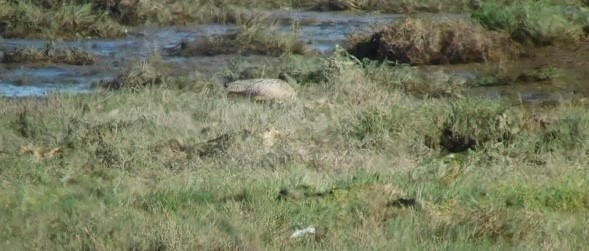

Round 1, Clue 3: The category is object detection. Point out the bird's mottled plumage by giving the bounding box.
[224,78,296,103]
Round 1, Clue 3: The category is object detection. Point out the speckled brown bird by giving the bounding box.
[224,78,296,103]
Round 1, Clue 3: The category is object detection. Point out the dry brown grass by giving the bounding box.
[348,18,519,65]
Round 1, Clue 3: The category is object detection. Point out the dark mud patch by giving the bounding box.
[347,17,519,65]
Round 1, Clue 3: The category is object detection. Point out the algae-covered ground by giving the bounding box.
[1,0,589,250]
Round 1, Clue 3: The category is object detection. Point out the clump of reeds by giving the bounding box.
[101,53,168,91]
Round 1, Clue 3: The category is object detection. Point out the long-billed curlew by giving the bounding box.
[224,78,296,103]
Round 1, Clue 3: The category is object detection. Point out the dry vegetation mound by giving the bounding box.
[348,18,518,65]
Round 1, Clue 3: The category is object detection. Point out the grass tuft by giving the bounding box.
[168,19,313,57]
[2,44,96,65]
[99,53,169,91]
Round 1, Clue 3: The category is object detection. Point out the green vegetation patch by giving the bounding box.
[0,0,125,39]
[471,0,589,45]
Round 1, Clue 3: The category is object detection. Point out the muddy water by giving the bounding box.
[0,10,586,104]
[0,11,403,97]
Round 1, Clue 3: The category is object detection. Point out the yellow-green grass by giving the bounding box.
[1,51,589,250]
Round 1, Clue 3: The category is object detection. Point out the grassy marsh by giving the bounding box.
[1,50,589,249]
[2,0,589,249]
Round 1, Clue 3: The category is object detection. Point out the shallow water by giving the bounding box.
[0,10,586,104]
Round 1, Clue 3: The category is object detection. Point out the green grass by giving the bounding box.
[471,0,589,45]
[1,51,588,250]
[0,0,125,39]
